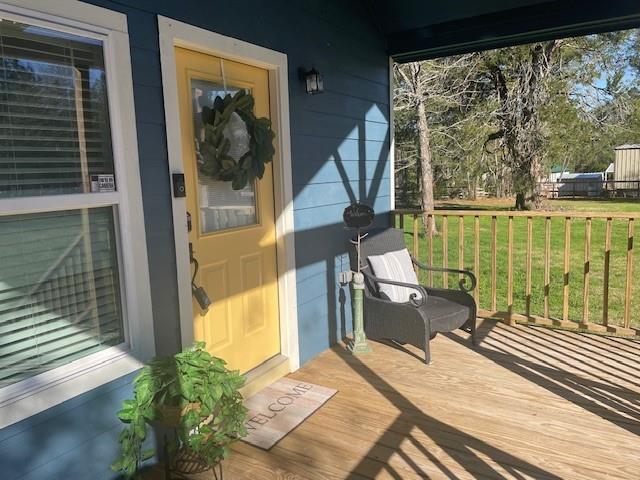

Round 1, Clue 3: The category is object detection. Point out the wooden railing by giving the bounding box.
[391,209,640,335]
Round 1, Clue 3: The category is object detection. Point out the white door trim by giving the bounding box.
[158,16,300,372]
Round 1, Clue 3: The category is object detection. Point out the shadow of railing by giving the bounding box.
[332,342,563,479]
[445,322,640,437]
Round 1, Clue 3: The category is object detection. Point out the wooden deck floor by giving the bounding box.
[218,320,640,479]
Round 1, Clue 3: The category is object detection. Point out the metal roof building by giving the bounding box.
[614,144,640,182]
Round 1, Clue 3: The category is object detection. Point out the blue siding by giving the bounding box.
[0,0,390,478]
[0,372,157,480]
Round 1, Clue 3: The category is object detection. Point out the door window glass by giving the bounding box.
[191,78,257,233]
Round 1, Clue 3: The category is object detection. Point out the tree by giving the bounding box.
[483,41,561,210]
[394,55,480,233]
[393,28,640,212]
[542,31,640,174]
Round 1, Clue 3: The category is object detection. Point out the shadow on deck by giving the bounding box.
[223,319,640,479]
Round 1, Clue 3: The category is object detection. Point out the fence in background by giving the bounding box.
[539,180,640,199]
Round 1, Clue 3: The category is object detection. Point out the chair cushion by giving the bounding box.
[421,289,472,332]
[367,248,424,303]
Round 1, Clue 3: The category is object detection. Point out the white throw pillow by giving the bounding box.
[367,248,424,303]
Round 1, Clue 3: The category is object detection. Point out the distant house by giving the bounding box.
[557,172,605,197]
[546,165,570,182]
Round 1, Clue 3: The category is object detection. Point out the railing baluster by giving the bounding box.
[603,218,612,327]
[507,215,514,325]
[563,217,571,323]
[399,212,404,230]
[491,216,497,312]
[624,218,634,329]
[526,216,532,319]
[581,218,591,327]
[428,214,433,287]
[413,214,419,275]
[544,216,551,319]
[474,216,480,305]
[458,216,464,283]
[442,215,449,288]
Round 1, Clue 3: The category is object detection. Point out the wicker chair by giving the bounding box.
[350,228,477,364]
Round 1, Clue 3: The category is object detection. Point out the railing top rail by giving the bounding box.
[392,209,640,219]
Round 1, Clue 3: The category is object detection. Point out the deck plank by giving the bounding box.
[207,321,640,479]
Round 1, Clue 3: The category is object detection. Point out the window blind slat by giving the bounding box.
[0,124,103,135]
[1,99,104,115]
[1,77,92,93]
[0,113,105,125]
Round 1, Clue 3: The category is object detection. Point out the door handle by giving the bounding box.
[189,242,211,312]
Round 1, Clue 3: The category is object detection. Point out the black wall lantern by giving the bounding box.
[302,67,324,95]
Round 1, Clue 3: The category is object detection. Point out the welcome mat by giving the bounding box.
[241,377,337,450]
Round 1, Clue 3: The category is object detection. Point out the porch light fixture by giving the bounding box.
[302,67,324,94]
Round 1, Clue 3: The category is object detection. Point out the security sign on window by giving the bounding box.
[91,174,116,193]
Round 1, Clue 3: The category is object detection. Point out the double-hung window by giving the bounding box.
[0,1,153,427]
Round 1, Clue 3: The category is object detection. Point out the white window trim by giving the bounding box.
[158,16,300,372]
[0,0,155,429]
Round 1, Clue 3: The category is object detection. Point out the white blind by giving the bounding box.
[0,19,115,198]
[0,207,123,388]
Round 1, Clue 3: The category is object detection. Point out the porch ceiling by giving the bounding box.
[366,0,640,62]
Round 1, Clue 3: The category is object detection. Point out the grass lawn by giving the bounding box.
[395,198,640,328]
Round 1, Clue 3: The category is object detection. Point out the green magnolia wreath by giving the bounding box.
[199,89,276,190]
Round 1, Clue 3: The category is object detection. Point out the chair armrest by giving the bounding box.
[361,269,427,307]
[411,257,477,293]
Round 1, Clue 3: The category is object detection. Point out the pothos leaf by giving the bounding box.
[141,449,155,461]
[117,408,135,422]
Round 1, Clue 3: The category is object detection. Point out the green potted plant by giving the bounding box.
[111,342,247,478]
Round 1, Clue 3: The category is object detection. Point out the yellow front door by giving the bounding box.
[175,47,280,374]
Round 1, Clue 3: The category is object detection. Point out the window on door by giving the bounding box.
[191,78,258,233]
[0,18,126,388]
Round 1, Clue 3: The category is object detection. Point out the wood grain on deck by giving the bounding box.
[220,320,640,479]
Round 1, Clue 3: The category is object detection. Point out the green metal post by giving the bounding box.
[349,270,371,355]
